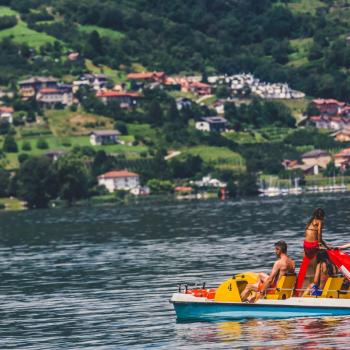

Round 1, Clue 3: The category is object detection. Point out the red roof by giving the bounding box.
[40,88,60,94]
[312,98,346,107]
[312,99,345,106]
[331,116,343,122]
[335,148,350,158]
[127,71,165,80]
[98,170,139,179]
[0,107,13,113]
[310,115,322,121]
[96,91,140,98]
[175,186,192,192]
[190,81,211,88]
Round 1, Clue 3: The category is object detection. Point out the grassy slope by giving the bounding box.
[0,6,16,15]
[0,135,148,169]
[127,123,157,140]
[224,131,268,144]
[0,108,150,169]
[79,24,125,40]
[0,6,58,49]
[279,98,310,122]
[181,145,245,171]
[85,59,127,84]
[46,109,115,136]
[288,38,313,67]
[287,0,326,14]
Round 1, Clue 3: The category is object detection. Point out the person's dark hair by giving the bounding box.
[275,240,287,254]
[306,207,325,228]
[317,250,334,276]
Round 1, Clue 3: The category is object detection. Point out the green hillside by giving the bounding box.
[0,1,349,98]
[0,6,58,48]
[0,0,349,208]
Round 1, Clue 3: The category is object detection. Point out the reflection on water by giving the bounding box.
[177,317,350,349]
[0,194,350,348]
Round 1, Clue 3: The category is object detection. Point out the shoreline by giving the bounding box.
[1,189,349,212]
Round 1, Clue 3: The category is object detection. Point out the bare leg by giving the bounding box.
[302,283,313,297]
[241,283,258,301]
[258,273,269,283]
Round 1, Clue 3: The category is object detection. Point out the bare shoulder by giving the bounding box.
[273,259,282,268]
[289,257,296,269]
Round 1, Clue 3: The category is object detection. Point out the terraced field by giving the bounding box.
[181,145,245,171]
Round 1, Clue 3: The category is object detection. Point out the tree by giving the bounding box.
[0,166,10,197]
[166,100,180,123]
[308,43,323,61]
[26,110,36,123]
[170,155,203,178]
[324,161,340,177]
[148,101,164,126]
[153,148,170,179]
[22,141,31,151]
[92,150,115,176]
[16,157,58,208]
[55,155,91,204]
[87,30,103,56]
[236,173,259,196]
[226,179,237,198]
[146,179,173,194]
[114,121,128,135]
[305,103,320,117]
[216,85,230,98]
[224,102,239,128]
[36,138,49,149]
[3,134,18,153]
[18,153,30,164]
[0,122,11,135]
[0,15,17,30]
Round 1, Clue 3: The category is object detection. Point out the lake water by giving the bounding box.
[1,194,350,349]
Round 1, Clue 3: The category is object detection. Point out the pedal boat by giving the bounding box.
[170,272,350,321]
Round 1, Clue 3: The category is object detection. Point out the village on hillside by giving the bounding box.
[2,62,350,207]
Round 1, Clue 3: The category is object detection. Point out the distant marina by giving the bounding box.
[259,178,348,197]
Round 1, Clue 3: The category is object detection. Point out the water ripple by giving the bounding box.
[0,195,350,348]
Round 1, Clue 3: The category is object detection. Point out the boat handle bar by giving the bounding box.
[267,287,350,293]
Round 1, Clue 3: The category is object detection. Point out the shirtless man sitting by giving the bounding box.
[240,240,295,302]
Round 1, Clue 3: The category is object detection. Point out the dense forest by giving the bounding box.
[0,0,350,99]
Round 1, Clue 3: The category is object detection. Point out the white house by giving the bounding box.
[98,170,140,192]
[191,175,226,188]
[36,86,73,107]
[73,73,108,93]
[90,130,121,145]
[0,107,14,123]
[195,116,228,132]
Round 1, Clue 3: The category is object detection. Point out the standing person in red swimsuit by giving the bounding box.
[295,208,330,295]
[304,207,330,257]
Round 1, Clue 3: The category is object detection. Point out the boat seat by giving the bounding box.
[265,273,296,300]
[321,276,345,298]
[339,279,350,299]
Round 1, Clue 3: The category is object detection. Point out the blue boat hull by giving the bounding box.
[173,301,350,321]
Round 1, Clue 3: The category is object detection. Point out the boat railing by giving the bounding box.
[178,283,216,293]
[177,284,350,298]
[263,287,350,298]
